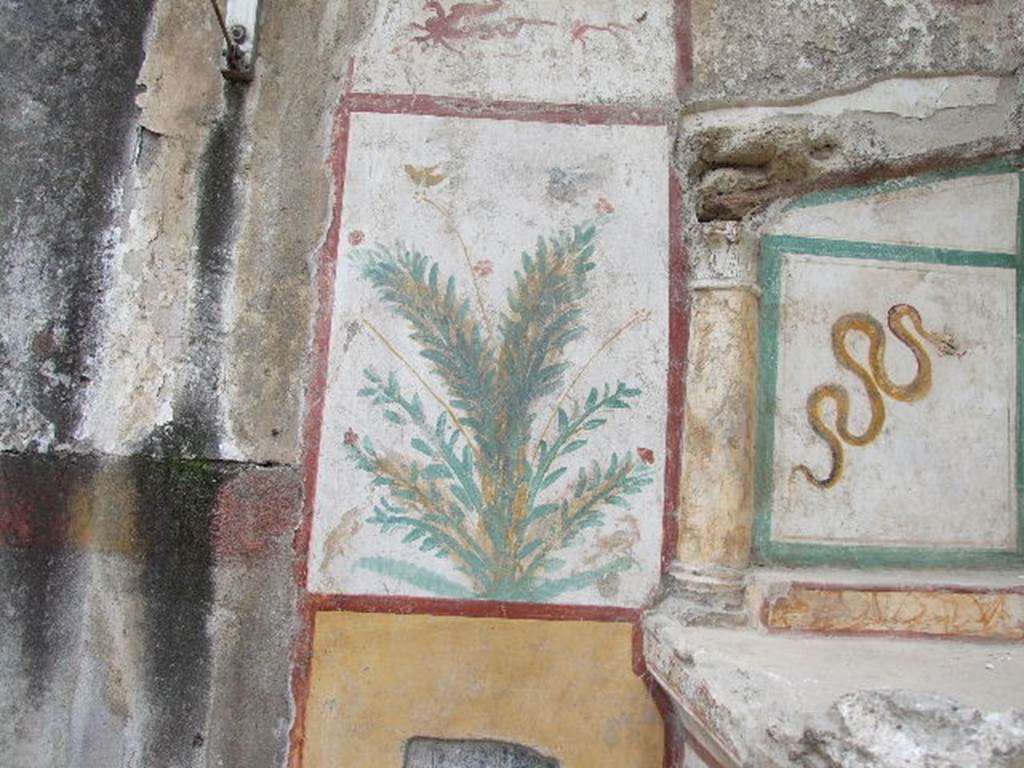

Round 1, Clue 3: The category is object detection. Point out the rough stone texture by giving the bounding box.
[403,738,560,768]
[678,74,1022,223]
[644,615,1024,768]
[796,691,1024,768]
[4,0,374,465]
[687,0,1024,105]
[0,2,375,764]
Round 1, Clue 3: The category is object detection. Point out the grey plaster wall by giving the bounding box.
[0,0,372,766]
[0,0,155,451]
[687,0,1023,106]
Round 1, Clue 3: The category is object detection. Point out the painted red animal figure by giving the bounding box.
[411,1,555,54]
[571,21,628,47]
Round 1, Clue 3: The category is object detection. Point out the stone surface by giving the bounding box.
[403,738,559,768]
[0,453,303,768]
[678,74,1021,223]
[309,111,671,606]
[0,0,156,453]
[644,614,1024,768]
[11,0,372,466]
[797,690,1024,768]
[351,0,678,106]
[687,0,1023,104]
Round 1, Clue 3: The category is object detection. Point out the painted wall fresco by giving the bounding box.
[793,302,962,490]
[350,0,679,105]
[756,170,1022,564]
[309,112,670,606]
[303,612,664,768]
[762,584,1024,641]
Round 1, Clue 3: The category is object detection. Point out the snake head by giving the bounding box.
[934,333,964,358]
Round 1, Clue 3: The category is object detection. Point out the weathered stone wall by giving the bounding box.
[0,0,369,765]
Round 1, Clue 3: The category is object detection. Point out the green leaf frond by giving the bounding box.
[356,368,486,517]
[525,557,635,602]
[347,219,652,603]
[494,222,602,456]
[523,380,642,534]
[519,450,652,582]
[353,244,499,453]
[353,448,492,588]
[358,557,474,598]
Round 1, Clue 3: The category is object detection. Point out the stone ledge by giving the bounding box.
[643,613,1024,768]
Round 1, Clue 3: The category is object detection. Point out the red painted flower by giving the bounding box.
[472,259,494,277]
[348,230,366,246]
[595,197,615,215]
[637,447,655,465]
[344,428,360,446]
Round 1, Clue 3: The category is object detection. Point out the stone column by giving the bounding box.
[665,222,760,625]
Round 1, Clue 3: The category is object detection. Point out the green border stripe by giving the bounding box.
[754,219,1024,569]
[1017,171,1024,556]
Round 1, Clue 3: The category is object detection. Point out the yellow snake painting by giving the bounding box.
[794,303,962,489]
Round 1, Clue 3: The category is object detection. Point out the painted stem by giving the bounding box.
[534,308,651,457]
[418,192,495,340]
[362,317,480,455]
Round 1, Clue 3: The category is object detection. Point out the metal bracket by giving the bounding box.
[215,0,261,82]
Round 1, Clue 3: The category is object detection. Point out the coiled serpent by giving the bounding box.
[794,303,960,489]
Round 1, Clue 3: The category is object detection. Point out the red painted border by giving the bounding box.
[674,0,694,97]
[662,167,689,575]
[294,103,680,609]
[685,734,729,768]
[347,91,668,126]
[310,592,641,623]
[287,61,356,767]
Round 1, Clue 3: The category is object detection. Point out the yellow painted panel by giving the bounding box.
[304,611,664,768]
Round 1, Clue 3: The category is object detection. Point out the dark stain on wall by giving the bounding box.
[0,453,91,700]
[0,0,156,446]
[168,82,248,460]
[133,453,225,766]
[129,79,249,765]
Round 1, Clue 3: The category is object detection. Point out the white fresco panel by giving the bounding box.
[310,111,671,606]
[770,174,1020,254]
[772,253,1018,550]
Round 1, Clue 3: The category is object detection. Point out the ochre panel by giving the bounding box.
[304,611,664,768]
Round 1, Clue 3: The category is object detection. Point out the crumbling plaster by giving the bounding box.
[8,0,378,465]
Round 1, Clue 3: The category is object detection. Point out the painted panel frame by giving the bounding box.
[754,190,1024,567]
